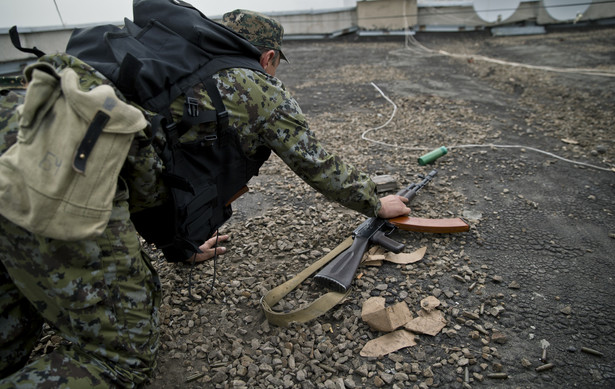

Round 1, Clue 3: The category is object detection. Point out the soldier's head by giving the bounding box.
[222,9,288,76]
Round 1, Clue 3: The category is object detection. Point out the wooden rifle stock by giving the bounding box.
[388,216,469,233]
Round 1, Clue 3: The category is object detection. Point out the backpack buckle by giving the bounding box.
[203,134,217,142]
[186,97,199,117]
[217,109,228,121]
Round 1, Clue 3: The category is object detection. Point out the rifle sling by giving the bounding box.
[261,218,469,326]
[261,236,353,327]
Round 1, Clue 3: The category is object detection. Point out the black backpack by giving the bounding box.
[66,0,271,261]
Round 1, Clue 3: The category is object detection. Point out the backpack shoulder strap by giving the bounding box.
[9,26,45,58]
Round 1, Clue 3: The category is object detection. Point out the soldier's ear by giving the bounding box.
[259,50,276,70]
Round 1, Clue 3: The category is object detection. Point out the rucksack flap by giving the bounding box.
[132,0,261,58]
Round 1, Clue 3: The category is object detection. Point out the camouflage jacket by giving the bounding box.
[0,77,25,155]
[170,68,381,217]
[1,55,381,218]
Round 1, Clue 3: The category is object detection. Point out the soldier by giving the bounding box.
[0,7,410,389]
[186,9,410,260]
[0,57,162,388]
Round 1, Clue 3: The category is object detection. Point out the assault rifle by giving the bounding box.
[314,170,469,292]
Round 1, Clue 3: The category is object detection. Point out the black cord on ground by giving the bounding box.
[187,231,220,302]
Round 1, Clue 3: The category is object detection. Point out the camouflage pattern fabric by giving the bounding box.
[0,201,161,388]
[0,76,26,91]
[0,88,23,155]
[222,9,288,62]
[171,67,381,217]
[0,55,161,388]
[36,53,378,219]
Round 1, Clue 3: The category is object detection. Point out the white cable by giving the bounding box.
[362,83,614,173]
[398,22,615,78]
[363,12,614,171]
[361,82,398,147]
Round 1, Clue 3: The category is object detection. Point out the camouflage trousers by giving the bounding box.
[0,196,161,388]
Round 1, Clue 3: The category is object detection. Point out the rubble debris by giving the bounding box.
[536,363,555,372]
[581,347,604,357]
[385,246,427,264]
[487,373,509,379]
[404,309,447,336]
[361,297,413,332]
[420,296,441,312]
[359,330,417,358]
[371,175,398,193]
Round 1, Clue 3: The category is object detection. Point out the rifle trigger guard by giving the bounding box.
[382,221,397,236]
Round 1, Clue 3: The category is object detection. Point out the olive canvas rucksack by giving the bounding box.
[0,59,148,240]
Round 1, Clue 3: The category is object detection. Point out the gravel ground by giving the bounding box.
[32,25,615,389]
[145,26,615,389]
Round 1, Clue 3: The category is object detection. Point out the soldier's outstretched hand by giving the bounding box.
[186,233,230,263]
[377,195,411,219]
